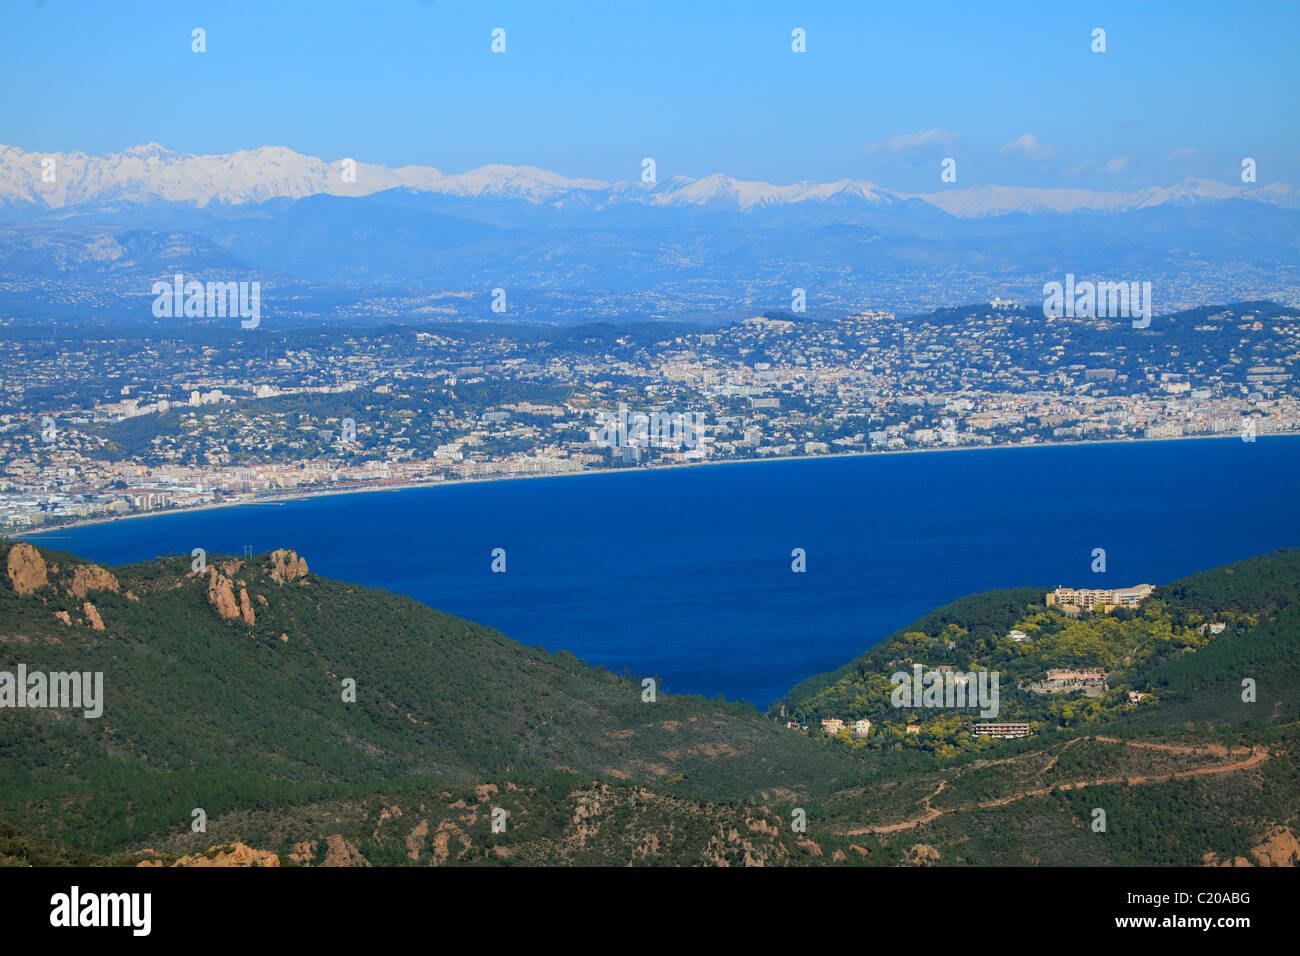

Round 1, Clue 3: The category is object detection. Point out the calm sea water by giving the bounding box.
[26,437,1300,706]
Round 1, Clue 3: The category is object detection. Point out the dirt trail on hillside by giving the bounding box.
[845,739,1268,836]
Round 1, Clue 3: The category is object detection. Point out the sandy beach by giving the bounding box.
[13,429,1298,539]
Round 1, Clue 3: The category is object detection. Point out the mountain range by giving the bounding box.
[2,144,1297,324]
[2,143,1297,217]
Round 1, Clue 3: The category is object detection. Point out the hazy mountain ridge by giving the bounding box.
[2,143,1295,217]
[3,144,1297,321]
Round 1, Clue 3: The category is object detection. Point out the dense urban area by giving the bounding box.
[1,299,1297,531]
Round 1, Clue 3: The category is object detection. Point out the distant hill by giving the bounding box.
[2,144,1297,322]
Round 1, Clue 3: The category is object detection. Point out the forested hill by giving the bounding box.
[0,539,868,860]
[776,550,1300,756]
[1,540,1296,867]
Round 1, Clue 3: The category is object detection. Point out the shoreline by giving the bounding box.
[14,430,1300,539]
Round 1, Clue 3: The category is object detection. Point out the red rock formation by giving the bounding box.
[237,587,255,626]
[137,843,281,867]
[6,543,48,596]
[269,549,309,584]
[67,564,120,599]
[321,834,370,867]
[82,602,105,631]
[206,568,241,621]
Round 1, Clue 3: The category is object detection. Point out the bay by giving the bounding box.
[26,437,1300,706]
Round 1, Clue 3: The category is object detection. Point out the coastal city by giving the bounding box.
[2,0,1299,889]
[1,300,1297,532]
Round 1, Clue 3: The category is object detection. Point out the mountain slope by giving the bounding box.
[1,540,1296,866]
[0,540,867,855]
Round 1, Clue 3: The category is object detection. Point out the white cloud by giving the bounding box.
[1167,147,1199,161]
[1103,156,1130,175]
[997,133,1054,161]
[863,128,960,157]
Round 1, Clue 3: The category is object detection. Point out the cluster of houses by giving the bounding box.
[783,715,1039,742]
[820,718,872,738]
[783,717,872,738]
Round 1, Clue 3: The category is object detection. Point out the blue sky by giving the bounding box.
[2,0,1296,190]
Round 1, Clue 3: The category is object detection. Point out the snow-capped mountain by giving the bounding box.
[0,144,443,209]
[3,143,1293,217]
[639,174,896,211]
[906,178,1298,217]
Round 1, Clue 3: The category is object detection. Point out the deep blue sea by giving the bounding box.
[24,437,1300,706]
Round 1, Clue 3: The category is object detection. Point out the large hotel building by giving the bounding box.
[1046,584,1154,613]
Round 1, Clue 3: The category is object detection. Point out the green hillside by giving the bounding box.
[776,550,1300,755]
[1,539,1296,866]
[0,539,867,855]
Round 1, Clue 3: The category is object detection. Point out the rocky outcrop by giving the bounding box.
[269,549,309,584]
[6,543,48,596]
[82,602,105,631]
[428,821,471,866]
[1201,828,1299,868]
[67,564,120,599]
[321,834,370,867]
[137,843,280,867]
[54,610,72,626]
[207,568,254,625]
[207,569,238,620]
[905,843,941,866]
[405,820,429,861]
[796,838,823,857]
[1251,827,1300,866]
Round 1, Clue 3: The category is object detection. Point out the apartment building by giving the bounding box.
[1046,583,1154,613]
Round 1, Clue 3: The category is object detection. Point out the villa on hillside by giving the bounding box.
[1025,667,1111,697]
[1045,667,1109,685]
[814,717,871,738]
